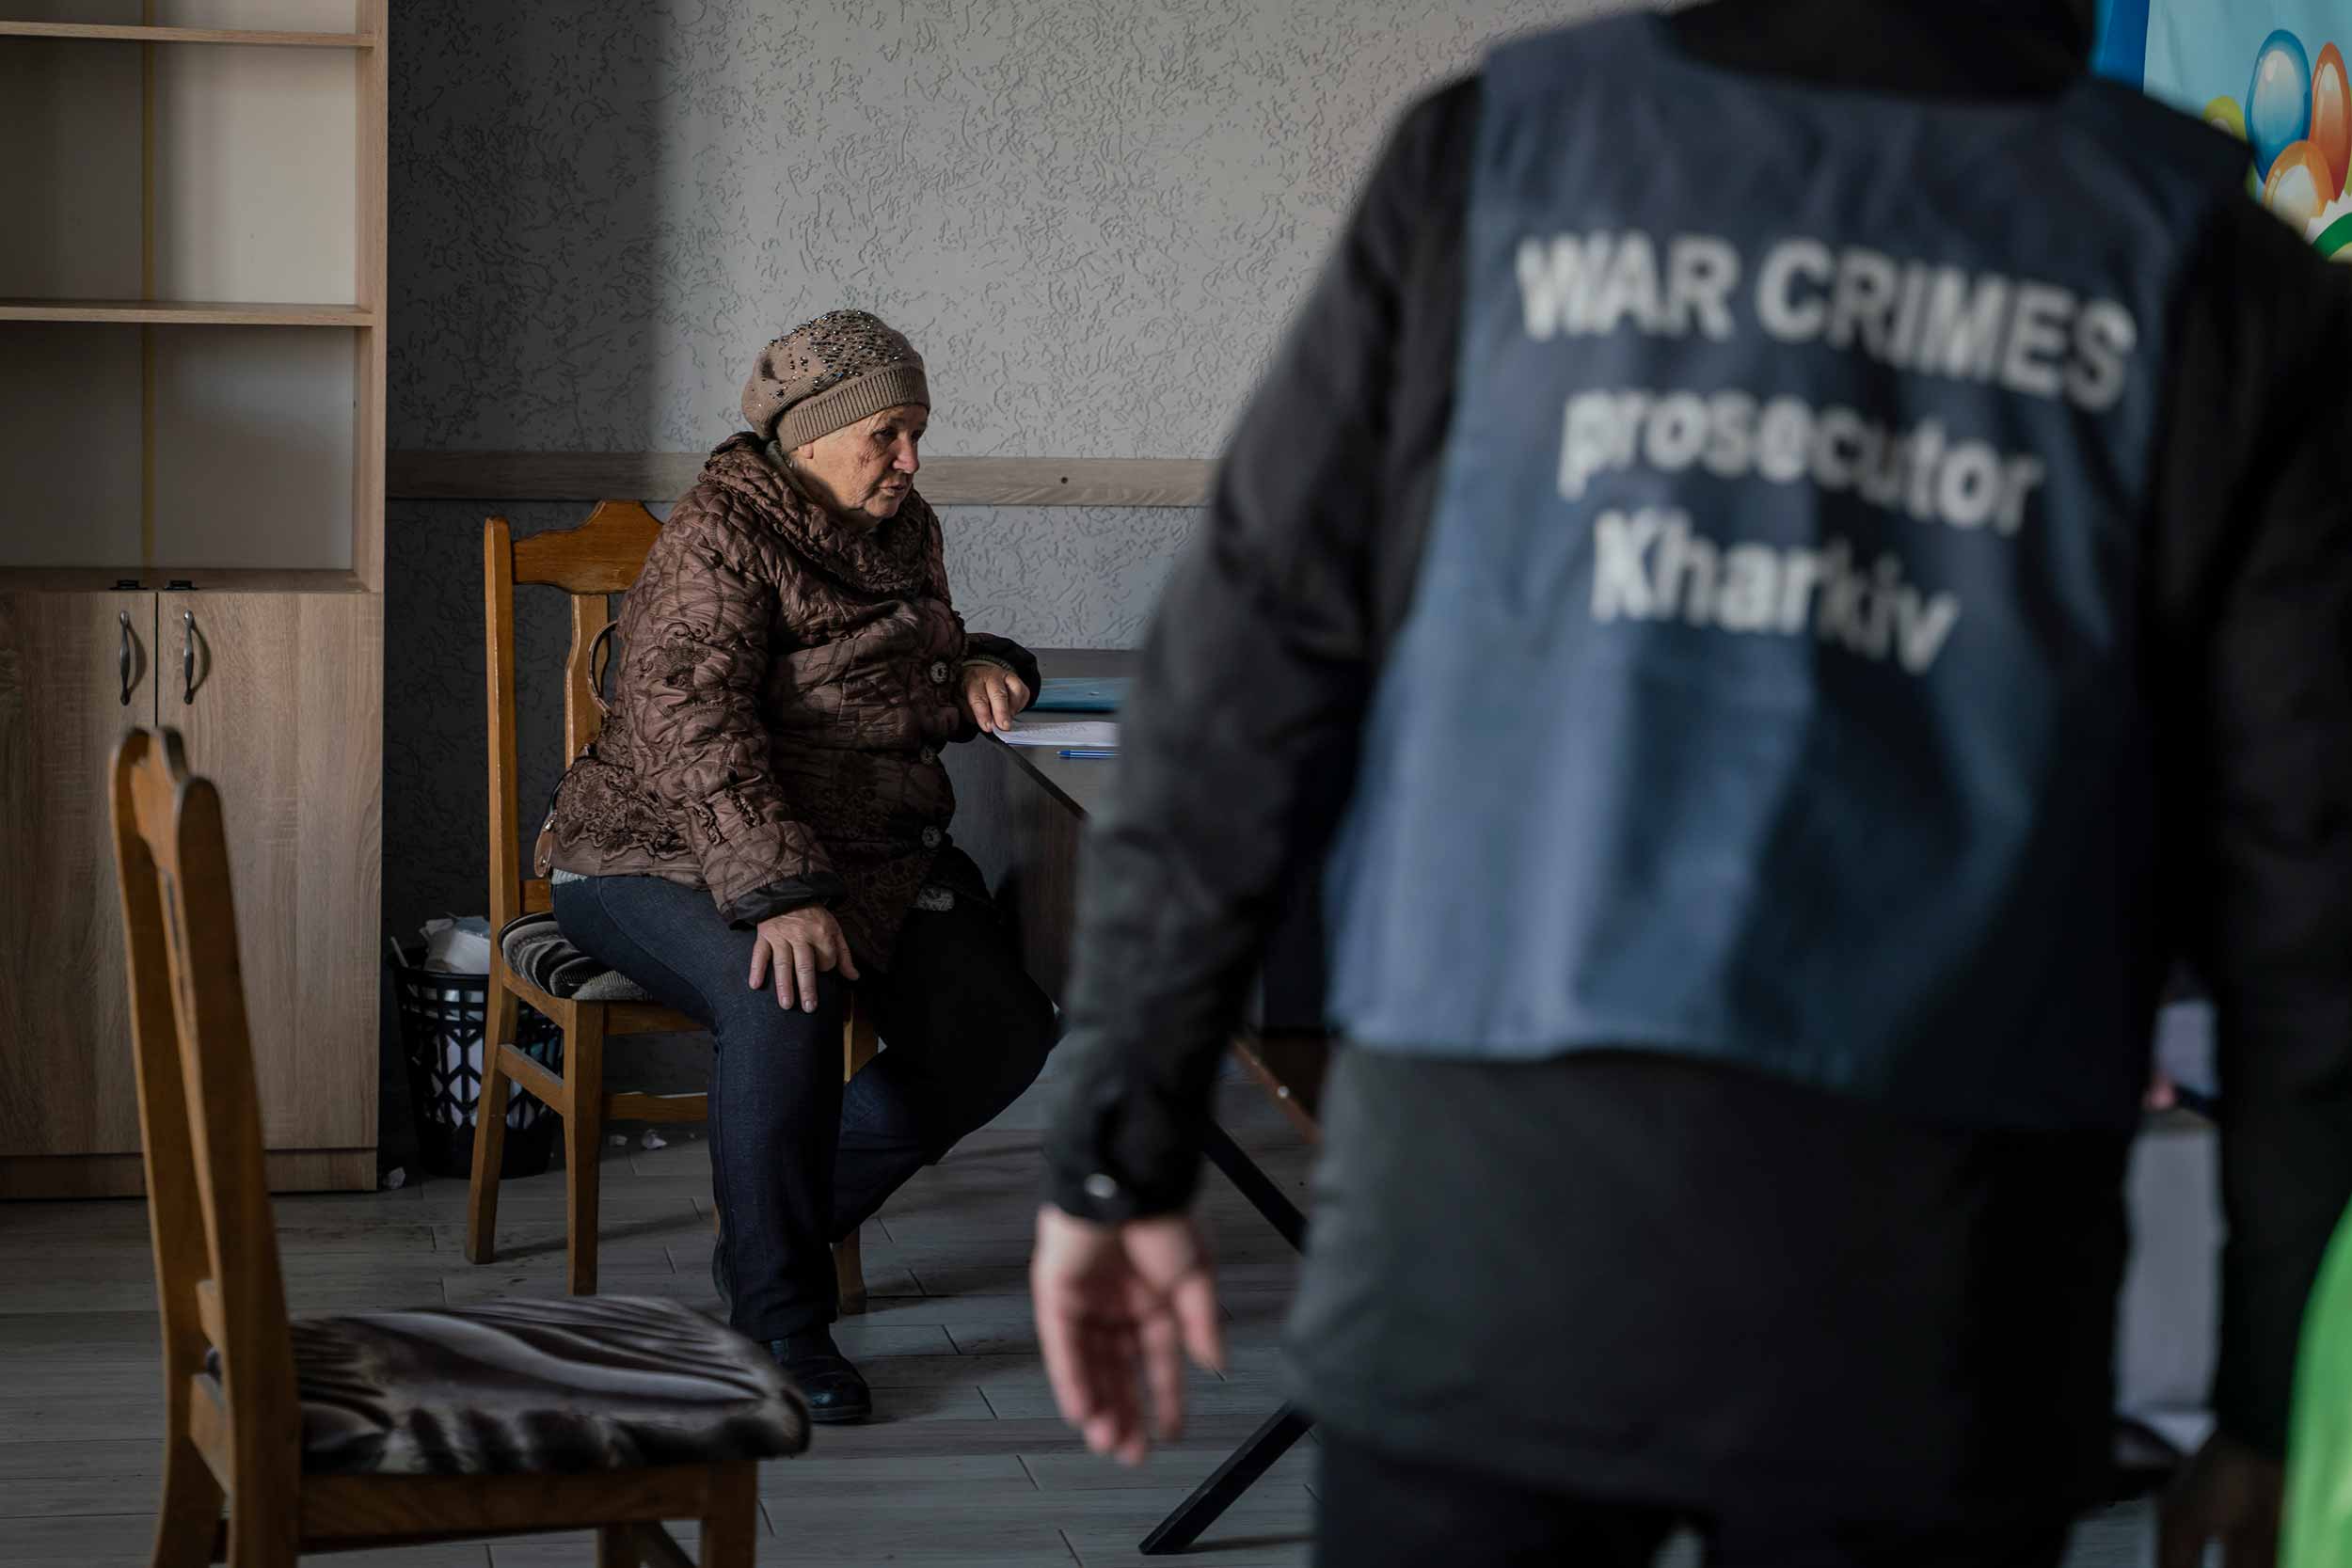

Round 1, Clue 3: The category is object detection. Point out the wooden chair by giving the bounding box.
[467,500,881,1310]
[109,727,802,1568]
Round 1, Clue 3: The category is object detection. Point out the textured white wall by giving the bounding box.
[389,0,1630,457]
[383,0,1674,1149]
[383,0,1664,943]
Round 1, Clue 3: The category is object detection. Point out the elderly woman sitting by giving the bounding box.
[541,310,1057,1422]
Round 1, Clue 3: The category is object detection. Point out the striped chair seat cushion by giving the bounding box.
[214,1295,806,1476]
[500,910,650,1003]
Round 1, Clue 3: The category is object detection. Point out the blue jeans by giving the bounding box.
[552,854,1057,1339]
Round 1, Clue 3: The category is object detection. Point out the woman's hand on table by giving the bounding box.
[749,907,860,1011]
[961,661,1032,735]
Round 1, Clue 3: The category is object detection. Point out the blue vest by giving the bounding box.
[1321,17,2245,1130]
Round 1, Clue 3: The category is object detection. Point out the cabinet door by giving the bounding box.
[167,592,381,1153]
[0,591,153,1157]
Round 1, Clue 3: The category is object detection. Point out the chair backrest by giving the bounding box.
[109,728,301,1527]
[484,499,664,935]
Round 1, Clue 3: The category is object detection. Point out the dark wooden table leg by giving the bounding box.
[1140,1404,1317,1556]
[1200,1120,1308,1249]
[1140,1119,1316,1554]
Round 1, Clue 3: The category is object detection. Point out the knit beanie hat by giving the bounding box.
[740,309,930,450]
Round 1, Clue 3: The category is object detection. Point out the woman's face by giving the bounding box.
[790,404,927,525]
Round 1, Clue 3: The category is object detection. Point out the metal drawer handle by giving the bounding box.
[182,610,196,706]
[119,612,134,706]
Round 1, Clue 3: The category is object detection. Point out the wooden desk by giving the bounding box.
[943,647,1323,1555]
[940,649,1126,1004]
[944,648,1327,1032]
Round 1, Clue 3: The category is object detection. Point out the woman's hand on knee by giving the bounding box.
[749,907,860,1011]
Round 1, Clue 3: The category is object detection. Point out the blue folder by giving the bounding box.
[1029,676,1131,713]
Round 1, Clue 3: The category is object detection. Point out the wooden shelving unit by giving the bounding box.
[0,566,373,593]
[0,19,373,46]
[0,0,386,1196]
[0,299,376,325]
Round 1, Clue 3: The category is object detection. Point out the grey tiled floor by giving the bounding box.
[0,1070,1320,1566]
[0,1063,2168,1565]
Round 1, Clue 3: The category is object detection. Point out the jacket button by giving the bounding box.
[919,746,937,764]
[930,660,949,684]
[920,826,943,848]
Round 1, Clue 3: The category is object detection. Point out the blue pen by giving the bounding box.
[1057,748,1117,759]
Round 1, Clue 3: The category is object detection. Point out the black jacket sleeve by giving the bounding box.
[1041,83,1478,1222]
[2152,199,2352,1457]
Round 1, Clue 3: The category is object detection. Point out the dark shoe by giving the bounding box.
[769,1331,872,1425]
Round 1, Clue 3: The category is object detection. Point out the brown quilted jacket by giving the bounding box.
[539,435,1038,968]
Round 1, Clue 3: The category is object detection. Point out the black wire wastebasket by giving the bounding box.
[389,941,564,1180]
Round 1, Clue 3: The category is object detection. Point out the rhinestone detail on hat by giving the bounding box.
[769,310,914,392]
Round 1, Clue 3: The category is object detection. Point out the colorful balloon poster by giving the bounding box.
[2096,0,2352,259]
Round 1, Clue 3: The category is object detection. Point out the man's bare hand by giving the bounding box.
[2160,1431,2283,1568]
[1031,1205,1225,1465]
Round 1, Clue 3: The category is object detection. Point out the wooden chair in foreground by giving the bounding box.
[469,501,881,1310]
[110,728,805,1568]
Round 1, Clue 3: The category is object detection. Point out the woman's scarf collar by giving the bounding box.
[697,432,930,597]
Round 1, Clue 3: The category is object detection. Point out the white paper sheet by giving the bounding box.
[998,719,1120,749]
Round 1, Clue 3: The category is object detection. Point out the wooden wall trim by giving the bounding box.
[388,451,1215,507]
[0,1148,375,1198]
